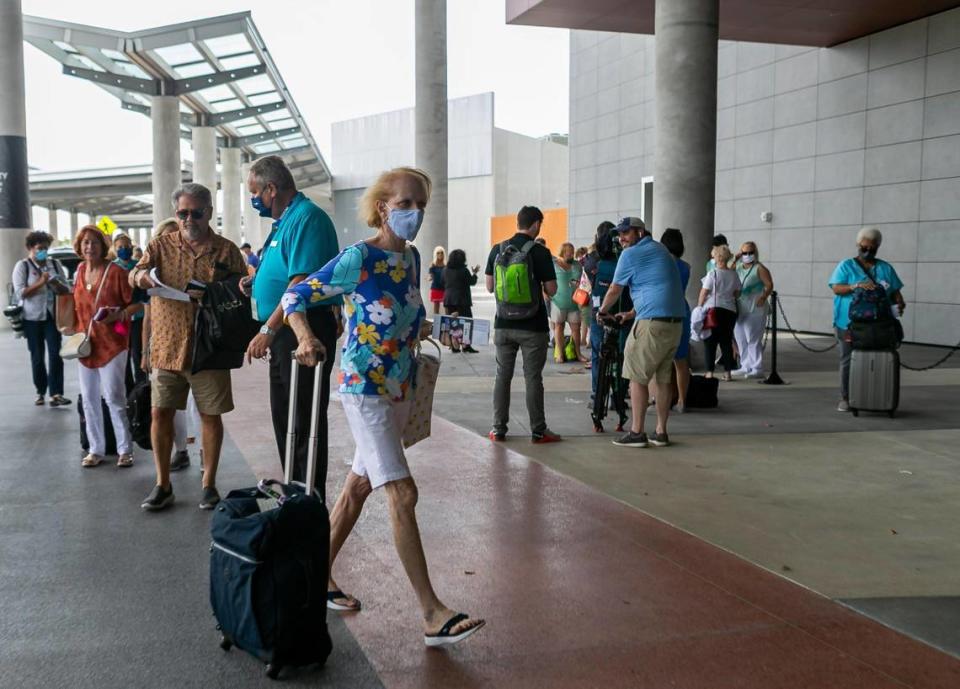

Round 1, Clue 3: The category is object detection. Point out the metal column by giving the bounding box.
[151,95,181,229]
[220,146,241,245]
[653,0,719,301]
[191,125,217,227]
[0,0,32,326]
[414,0,448,301]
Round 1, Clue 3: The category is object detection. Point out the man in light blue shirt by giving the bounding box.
[599,217,684,449]
[242,156,340,494]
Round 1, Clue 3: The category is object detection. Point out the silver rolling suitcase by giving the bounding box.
[849,349,899,418]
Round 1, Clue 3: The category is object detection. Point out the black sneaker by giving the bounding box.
[199,486,221,511]
[49,395,72,407]
[612,431,648,447]
[141,484,175,511]
[649,432,670,447]
[170,450,190,472]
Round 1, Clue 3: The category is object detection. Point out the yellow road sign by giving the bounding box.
[97,215,118,235]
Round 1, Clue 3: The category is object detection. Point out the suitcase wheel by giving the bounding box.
[219,635,232,652]
[851,409,859,417]
[265,663,282,680]
[888,410,895,419]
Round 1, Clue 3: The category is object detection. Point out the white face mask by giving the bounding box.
[742,254,756,264]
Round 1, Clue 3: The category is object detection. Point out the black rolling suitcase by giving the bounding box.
[210,360,332,680]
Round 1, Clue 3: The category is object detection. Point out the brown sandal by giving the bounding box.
[81,454,102,468]
[117,454,134,468]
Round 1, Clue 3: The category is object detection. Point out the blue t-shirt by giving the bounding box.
[246,253,260,269]
[829,258,903,330]
[252,192,341,321]
[612,237,684,319]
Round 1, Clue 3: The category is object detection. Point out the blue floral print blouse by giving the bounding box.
[282,241,425,401]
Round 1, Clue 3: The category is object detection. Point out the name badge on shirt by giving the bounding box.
[270,240,279,248]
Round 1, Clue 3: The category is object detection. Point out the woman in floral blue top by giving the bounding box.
[283,167,484,647]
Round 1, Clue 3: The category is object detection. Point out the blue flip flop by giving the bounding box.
[326,590,361,611]
[424,613,485,647]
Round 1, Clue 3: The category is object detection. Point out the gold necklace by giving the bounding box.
[85,264,102,291]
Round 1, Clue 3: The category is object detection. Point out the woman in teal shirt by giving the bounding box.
[828,227,906,412]
[552,242,587,363]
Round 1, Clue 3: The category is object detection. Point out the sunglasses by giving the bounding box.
[176,209,207,220]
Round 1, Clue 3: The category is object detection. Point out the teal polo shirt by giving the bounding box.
[252,192,341,322]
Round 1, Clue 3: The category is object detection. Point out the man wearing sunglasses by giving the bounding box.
[130,183,248,512]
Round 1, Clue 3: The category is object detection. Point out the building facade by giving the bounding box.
[567,8,960,345]
[331,93,569,268]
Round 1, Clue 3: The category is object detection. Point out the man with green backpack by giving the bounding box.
[484,206,561,443]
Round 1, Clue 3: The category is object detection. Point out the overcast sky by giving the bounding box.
[22,0,570,174]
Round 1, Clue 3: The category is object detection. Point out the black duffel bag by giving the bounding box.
[192,278,259,373]
[850,318,903,350]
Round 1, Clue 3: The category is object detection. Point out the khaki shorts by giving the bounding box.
[551,302,581,325]
[152,368,234,416]
[622,319,682,384]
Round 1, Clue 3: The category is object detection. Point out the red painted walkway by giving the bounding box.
[226,366,959,688]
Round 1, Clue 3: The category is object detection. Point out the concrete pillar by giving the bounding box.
[47,205,59,239]
[241,161,261,248]
[414,0,448,301]
[191,125,217,227]
[69,209,79,236]
[220,146,241,245]
[0,0,31,327]
[151,96,181,229]
[653,0,719,302]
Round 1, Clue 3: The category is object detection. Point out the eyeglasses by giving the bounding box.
[176,209,207,220]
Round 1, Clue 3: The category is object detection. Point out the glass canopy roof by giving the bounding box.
[23,12,331,191]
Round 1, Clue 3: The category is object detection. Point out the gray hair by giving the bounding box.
[856,226,882,246]
[172,183,212,209]
[248,155,296,192]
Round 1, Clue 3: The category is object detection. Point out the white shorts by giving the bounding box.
[340,394,412,489]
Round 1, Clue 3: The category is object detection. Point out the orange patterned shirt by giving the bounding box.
[131,231,246,371]
[73,262,133,369]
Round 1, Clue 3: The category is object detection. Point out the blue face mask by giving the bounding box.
[250,195,272,218]
[117,247,133,261]
[386,207,425,241]
[35,249,48,262]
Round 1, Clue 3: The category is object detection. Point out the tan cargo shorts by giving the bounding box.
[152,368,234,416]
[622,319,682,385]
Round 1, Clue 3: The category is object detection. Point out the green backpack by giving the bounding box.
[494,240,540,320]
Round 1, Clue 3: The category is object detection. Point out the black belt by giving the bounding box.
[650,317,682,323]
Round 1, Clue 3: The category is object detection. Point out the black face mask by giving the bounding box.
[858,247,877,260]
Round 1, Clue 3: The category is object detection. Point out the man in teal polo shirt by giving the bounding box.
[242,155,341,495]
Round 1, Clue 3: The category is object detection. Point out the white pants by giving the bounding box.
[341,395,412,489]
[734,307,767,374]
[173,410,188,452]
[79,351,132,456]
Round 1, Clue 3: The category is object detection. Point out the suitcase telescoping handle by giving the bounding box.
[283,356,325,493]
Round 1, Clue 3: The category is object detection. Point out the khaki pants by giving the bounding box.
[152,367,233,416]
[622,319,682,385]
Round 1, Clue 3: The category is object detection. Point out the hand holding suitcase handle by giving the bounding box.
[294,335,327,368]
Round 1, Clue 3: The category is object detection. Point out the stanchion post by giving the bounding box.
[762,290,786,385]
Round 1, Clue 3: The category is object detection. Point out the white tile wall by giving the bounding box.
[568,11,960,344]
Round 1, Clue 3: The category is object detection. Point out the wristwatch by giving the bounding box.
[259,324,276,337]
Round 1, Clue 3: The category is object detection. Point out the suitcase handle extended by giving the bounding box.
[284,356,325,493]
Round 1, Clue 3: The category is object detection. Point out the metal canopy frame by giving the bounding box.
[29,164,191,219]
[23,12,332,190]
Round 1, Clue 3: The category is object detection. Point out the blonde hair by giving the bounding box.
[712,244,732,266]
[154,218,179,237]
[358,167,432,229]
[559,242,575,259]
[741,241,760,261]
[433,245,446,266]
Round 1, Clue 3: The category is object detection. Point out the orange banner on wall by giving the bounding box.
[490,208,568,252]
